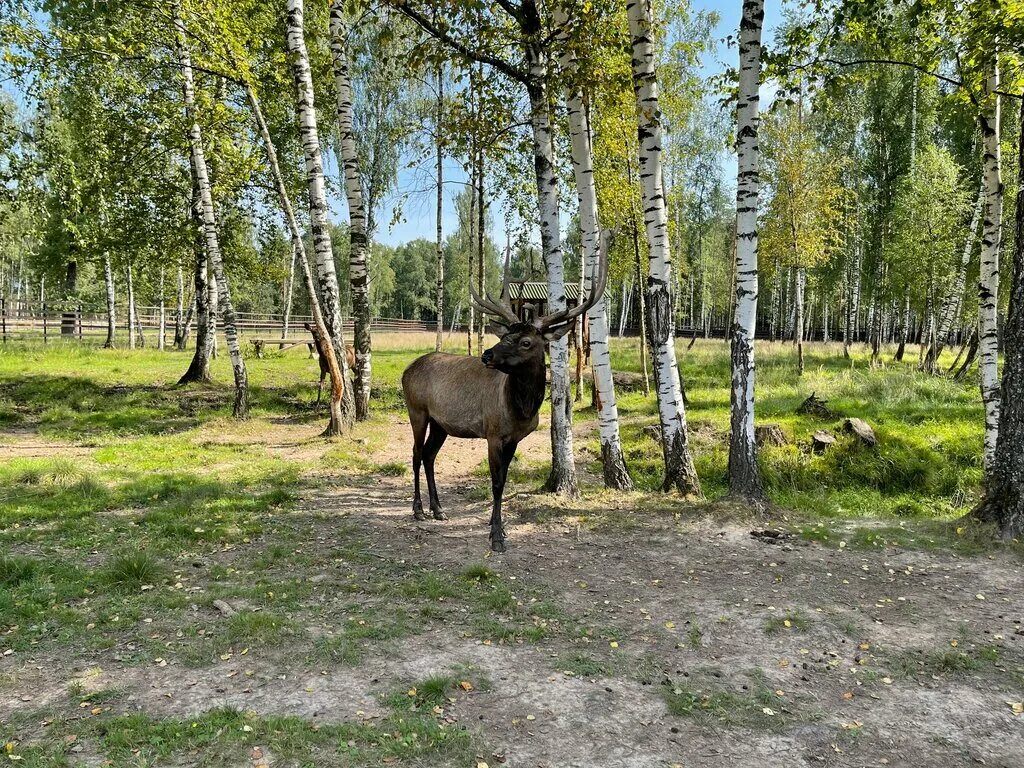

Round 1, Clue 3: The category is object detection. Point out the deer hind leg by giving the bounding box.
[409,410,429,521]
[486,439,517,552]
[422,420,448,520]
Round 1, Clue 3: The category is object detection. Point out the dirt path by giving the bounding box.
[3,415,1024,767]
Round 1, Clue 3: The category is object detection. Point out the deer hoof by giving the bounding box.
[432,510,448,521]
[413,508,427,522]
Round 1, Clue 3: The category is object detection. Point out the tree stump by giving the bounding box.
[755,424,788,447]
[797,392,835,419]
[811,430,836,454]
[843,417,877,447]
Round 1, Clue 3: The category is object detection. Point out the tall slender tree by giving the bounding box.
[329,0,372,421]
[553,2,631,490]
[626,0,701,495]
[729,0,765,500]
[174,5,248,417]
[977,62,1002,471]
[285,0,356,426]
[973,97,1024,537]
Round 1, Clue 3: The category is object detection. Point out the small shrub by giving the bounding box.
[102,550,164,588]
[0,554,38,586]
[460,563,495,583]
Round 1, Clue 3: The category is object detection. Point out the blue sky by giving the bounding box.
[370,0,785,247]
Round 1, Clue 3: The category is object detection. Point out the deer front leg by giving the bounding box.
[487,439,517,552]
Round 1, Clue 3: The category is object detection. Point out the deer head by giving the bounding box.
[472,231,611,373]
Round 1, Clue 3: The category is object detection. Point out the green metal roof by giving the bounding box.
[507,282,581,302]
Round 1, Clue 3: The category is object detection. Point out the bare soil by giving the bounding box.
[3,414,1024,767]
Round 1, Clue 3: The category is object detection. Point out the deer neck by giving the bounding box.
[506,358,546,421]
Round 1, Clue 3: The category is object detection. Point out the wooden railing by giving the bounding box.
[0,298,441,343]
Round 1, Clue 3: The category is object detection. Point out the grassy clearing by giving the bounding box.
[0,336,1010,764]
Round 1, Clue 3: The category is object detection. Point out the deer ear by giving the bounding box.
[540,321,574,342]
[487,320,511,338]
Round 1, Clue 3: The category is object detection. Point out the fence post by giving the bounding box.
[43,302,48,344]
[78,304,83,340]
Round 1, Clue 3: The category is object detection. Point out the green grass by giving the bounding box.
[764,610,810,634]
[101,550,165,588]
[0,337,1009,765]
[662,670,801,731]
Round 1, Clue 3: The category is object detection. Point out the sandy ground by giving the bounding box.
[3,413,1024,767]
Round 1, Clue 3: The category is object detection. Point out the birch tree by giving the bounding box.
[974,97,1024,538]
[553,2,631,490]
[391,0,580,496]
[728,0,765,500]
[242,79,349,436]
[285,0,356,426]
[174,6,249,418]
[626,0,700,495]
[977,62,1002,471]
[330,0,372,421]
[926,180,983,371]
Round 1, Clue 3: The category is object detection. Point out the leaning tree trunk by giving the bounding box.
[175,7,248,418]
[523,49,578,497]
[286,0,356,427]
[243,80,348,436]
[978,62,1003,472]
[627,0,701,496]
[928,179,984,371]
[554,1,631,490]
[973,95,1024,537]
[330,0,372,421]
[435,62,445,353]
[728,0,765,501]
[103,253,116,349]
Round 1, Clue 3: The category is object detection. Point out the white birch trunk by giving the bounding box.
[158,266,165,351]
[522,42,577,496]
[554,2,631,490]
[282,241,296,339]
[174,259,185,349]
[929,179,984,369]
[795,267,806,376]
[329,0,372,421]
[243,79,350,435]
[729,0,764,498]
[103,254,116,349]
[978,63,1003,471]
[175,6,248,418]
[285,2,347,353]
[126,263,136,350]
[627,0,700,495]
[435,63,445,353]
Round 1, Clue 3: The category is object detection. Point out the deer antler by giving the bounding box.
[535,229,611,333]
[469,247,521,326]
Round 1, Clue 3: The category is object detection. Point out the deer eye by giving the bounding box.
[520,339,532,348]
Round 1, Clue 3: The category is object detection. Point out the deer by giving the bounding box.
[400,232,610,552]
[305,322,355,407]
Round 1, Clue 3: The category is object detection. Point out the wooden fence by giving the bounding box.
[0,298,440,344]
